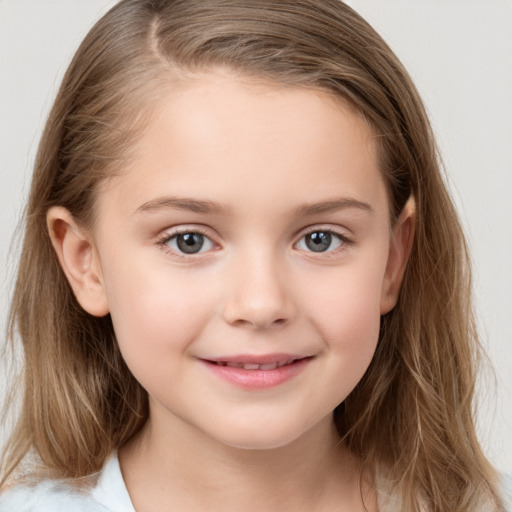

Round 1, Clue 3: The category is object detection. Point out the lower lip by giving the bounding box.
[200,358,312,389]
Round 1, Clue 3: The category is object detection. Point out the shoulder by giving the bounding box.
[0,479,108,512]
[0,453,134,512]
[502,474,512,511]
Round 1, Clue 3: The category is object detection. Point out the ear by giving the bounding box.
[380,196,416,315]
[47,206,109,317]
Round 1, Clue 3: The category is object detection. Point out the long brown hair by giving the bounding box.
[1,1,505,510]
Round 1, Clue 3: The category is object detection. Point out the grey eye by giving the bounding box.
[168,233,214,254]
[297,231,343,253]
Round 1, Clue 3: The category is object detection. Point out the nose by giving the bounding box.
[222,252,296,330]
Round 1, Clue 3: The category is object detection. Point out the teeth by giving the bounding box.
[214,359,299,370]
[259,362,277,370]
[242,363,260,370]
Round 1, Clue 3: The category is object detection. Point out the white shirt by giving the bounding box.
[1,453,510,511]
[0,454,135,512]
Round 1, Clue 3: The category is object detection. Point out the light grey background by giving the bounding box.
[1,1,511,473]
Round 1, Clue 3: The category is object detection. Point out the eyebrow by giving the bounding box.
[134,195,373,217]
[293,198,374,217]
[135,196,232,216]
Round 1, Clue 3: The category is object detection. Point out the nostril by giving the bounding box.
[221,284,296,329]
[228,316,288,329]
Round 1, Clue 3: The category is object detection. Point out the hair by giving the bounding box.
[0,1,505,510]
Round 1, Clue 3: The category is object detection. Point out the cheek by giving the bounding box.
[300,256,386,376]
[101,257,216,373]
[324,296,380,378]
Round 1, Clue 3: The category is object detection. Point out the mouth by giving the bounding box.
[200,355,313,389]
[207,358,305,371]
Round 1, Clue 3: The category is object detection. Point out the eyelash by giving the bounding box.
[296,227,352,257]
[155,226,353,259]
[156,227,216,260]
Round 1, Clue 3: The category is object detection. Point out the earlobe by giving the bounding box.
[380,196,416,315]
[47,206,109,317]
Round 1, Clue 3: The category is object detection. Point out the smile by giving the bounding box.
[210,358,299,370]
[200,355,313,389]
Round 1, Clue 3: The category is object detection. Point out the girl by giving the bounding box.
[0,0,508,510]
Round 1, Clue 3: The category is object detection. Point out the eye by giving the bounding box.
[164,231,215,255]
[296,230,345,253]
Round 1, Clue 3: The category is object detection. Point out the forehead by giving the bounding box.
[95,72,387,221]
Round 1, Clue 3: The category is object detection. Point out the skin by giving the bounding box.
[48,71,414,512]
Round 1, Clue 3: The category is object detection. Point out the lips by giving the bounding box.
[200,354,312,389]
[209,358,300,370]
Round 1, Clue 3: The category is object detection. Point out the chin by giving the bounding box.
[210,423,315,452]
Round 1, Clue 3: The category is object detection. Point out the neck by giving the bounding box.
[119,411,375,512]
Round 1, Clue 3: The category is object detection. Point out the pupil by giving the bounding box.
[177,233,204,254]
[306,231,331,252]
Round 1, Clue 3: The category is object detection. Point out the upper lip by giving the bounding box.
[202,353,311,365]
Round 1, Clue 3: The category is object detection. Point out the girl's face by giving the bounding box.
[53,72,412,450]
